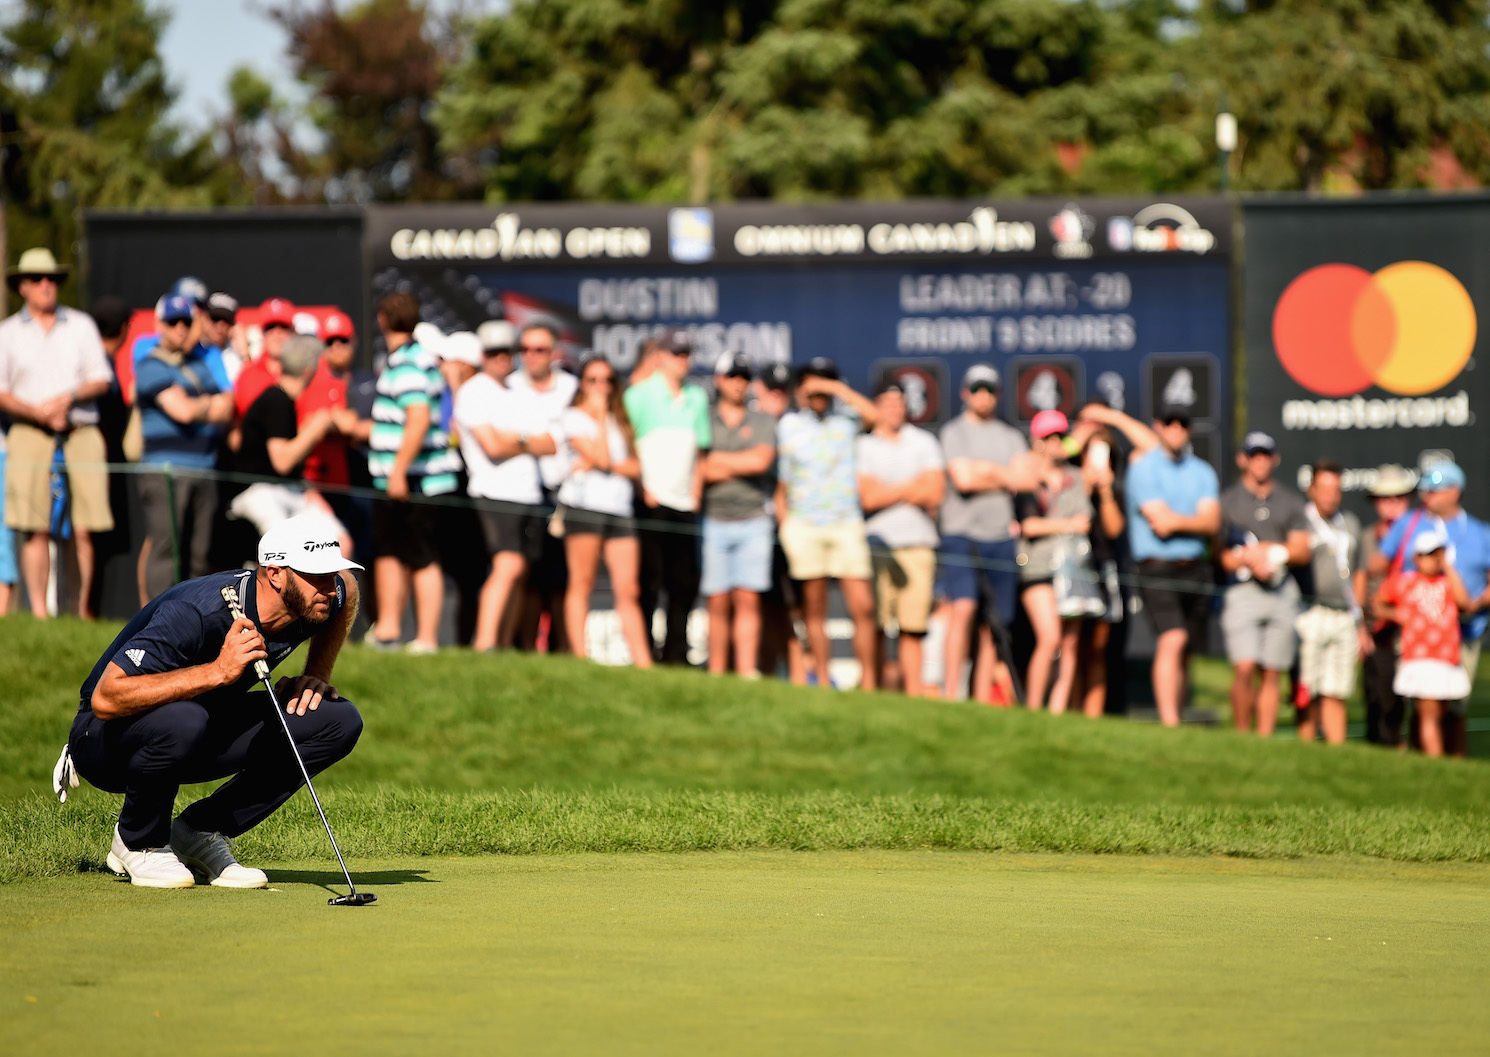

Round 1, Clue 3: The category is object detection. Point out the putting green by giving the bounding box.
[3,851,1486,1056]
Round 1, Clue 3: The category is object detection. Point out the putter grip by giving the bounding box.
[220,585,271,682]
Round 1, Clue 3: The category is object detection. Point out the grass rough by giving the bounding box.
[4,615,1490,878]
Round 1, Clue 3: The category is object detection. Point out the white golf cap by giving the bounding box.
[412,321,446,357]
[1412,528,1450,556]
[477,319,517,352]
[258,514,363,574]
[439,331,483,367]
[963,363,1000,389]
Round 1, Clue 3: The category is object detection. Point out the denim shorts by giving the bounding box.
[0,451,14,585]
[940,535,1018,627]
[701,515,775,596]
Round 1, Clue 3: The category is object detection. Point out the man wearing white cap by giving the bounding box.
[60,514,364,889]
[454,323,556,651]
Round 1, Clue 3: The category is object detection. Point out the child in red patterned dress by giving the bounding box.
[1375,530,1472,757]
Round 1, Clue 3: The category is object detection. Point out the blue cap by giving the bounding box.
[155,294,194,323]
[1419,462,1466,493]
[172,276,208,306]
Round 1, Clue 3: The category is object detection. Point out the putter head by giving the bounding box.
[329,891,377,906]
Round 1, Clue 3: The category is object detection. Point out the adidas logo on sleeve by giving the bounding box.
[125,649,145,667]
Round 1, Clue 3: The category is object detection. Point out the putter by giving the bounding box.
[221,584,376,906]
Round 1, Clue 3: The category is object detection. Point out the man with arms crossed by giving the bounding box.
[60,514,363,888]
[455,321,557,651]
[1125,405,1220,726]
[938,364,1036,701]
[507,320,578,651]
[0,247,116,618]
[1216,431,1310,737]
[700,353,777,678]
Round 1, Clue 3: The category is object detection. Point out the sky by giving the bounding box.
[156,0,486,133]
[158,1,301,131]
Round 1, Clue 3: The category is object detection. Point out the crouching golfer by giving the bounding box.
[61,514,364,888]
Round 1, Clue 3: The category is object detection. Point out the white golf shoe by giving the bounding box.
[170,819,269,889]
[107,827,195,889]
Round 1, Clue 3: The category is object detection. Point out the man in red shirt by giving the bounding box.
[233,297,295,420]
[296,310,366,550]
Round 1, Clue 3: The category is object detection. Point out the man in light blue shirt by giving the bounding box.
[1124,405,1220,726]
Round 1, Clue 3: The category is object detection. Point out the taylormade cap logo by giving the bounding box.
[256,514,364,575]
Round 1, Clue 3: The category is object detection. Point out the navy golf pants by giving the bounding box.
[69,694,363,850]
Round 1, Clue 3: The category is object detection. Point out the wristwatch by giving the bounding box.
[517,432,529,451]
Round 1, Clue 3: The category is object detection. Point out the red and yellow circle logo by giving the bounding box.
[1272,261,1476,396]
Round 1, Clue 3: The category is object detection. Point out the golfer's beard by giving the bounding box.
[283,577,332,626]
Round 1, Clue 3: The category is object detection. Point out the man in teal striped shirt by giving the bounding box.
[366,292,461,653]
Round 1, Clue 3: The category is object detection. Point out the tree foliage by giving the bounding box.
[434,0,1490,201]
[264,0,483,202]
[0,0,238,290]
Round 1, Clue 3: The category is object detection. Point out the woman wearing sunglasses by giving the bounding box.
[552,356,652,667]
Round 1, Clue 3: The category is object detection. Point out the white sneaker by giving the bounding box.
[169,819,268,889]
[107,827,195,889]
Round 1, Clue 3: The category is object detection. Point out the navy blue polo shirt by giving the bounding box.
[78,570,346,716]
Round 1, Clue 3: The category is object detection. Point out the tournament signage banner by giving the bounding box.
[1242,195,1490,518]
[366,196,1233,468]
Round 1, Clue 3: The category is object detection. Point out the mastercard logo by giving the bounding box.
[1272,261,1476,397]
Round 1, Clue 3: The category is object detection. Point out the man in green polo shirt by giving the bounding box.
[623,328,711,665]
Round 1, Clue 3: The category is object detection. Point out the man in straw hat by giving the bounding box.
[0,248,116,618]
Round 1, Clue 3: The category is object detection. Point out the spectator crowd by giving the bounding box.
[1,246,1487,756]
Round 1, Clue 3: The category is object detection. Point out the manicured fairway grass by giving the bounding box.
[4,851,1488,1057]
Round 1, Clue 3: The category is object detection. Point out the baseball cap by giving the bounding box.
[172,276,208,306]
[874,379,905,398]
[1158,403,1193,426]
[292,311,321,336]
[760,363,793,391]
[963,364,1000,391]
[1419,462,1466,493]
[321,310,355,341]
[1369,463,1417,498]
[714,352,753,379]
[259,297,295,329]
[657,326,693,355]
[206,292,239,323]
[155,294,194,324]
[1031,409,1070,439]
[258,514,363,574]
[1413,528,1450,556]
[439,331,483,368]
[797,356,839,382]
[412,321,446,357]
[1241,431,1277,456]
[477,319,516,353]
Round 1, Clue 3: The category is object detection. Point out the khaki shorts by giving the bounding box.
[873,545,936,634]
[1295,605,1358,701]
[780,515,872,582]
[5,422,114,533]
